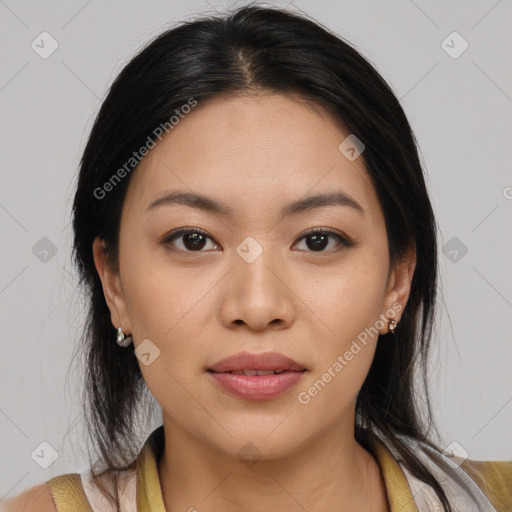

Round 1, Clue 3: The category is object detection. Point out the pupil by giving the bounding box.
[184,233,206,250]
[307,233,328,251]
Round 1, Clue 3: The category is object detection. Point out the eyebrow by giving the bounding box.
[145,190,365,218]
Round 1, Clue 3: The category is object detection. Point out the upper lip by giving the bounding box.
[208,351,306,372]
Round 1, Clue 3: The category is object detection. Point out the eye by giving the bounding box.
[161,227,356,254]
[293,228,355,253]
[161,227,219,253]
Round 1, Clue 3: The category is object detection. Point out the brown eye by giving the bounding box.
[293,228,355,253]
[162,228,219,252]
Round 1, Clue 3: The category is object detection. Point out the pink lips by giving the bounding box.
[207,351,307,401]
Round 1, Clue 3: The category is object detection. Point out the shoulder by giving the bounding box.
[0,483,56,512]
[1,472,95,512]
[460,458,512,511]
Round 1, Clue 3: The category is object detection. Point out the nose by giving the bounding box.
[218,243,295,332]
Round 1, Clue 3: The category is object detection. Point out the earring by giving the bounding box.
[388,319,397,335]
[116,327,133,347]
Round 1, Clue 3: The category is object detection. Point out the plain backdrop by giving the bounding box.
[1,0,511,500]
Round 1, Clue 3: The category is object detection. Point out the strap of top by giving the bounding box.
[366,434,419,511]
[46,469,138,512]
[45,474,94,512]
[362,428,510,512]
[136,425,167,511]
[389,433,502,512]
[460,459,512,512]
[44,428,163,512]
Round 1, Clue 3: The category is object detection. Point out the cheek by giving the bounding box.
[119,246,220,405]
[119,255,208,423]
[295,270,385,422]
[119,238,205,340]
[295,248,388,407]
[300,250,388,342]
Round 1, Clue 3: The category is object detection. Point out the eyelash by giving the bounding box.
[161,227,356,255]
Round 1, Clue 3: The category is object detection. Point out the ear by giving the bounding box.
[92,237,132,335]
[379,243,416,334]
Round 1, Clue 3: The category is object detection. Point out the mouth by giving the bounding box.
[207,352,307,401]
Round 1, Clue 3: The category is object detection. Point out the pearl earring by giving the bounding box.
[116,327,133,347]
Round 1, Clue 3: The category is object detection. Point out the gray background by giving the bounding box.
[1,0,511,500]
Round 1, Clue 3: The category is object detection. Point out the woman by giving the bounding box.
[3,4,511,512]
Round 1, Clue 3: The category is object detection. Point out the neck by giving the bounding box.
[157,416,389,512]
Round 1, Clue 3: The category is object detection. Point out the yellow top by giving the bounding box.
[45,425,512,511]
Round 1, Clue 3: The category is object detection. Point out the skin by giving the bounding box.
[93,92,416,512]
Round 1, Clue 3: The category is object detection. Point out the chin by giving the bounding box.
[209,425,308,463]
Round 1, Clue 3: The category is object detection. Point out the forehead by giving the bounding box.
[124,93,380,223]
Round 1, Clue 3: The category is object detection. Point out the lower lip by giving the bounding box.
[207,370,306,401]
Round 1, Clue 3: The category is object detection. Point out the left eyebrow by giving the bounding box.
[279,192,365,217]
[145,191,365,218]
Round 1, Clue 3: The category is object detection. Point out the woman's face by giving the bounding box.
[94,92,415,459]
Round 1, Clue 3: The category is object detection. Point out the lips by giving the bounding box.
[207,351,307,401]
[208,351,306,373]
